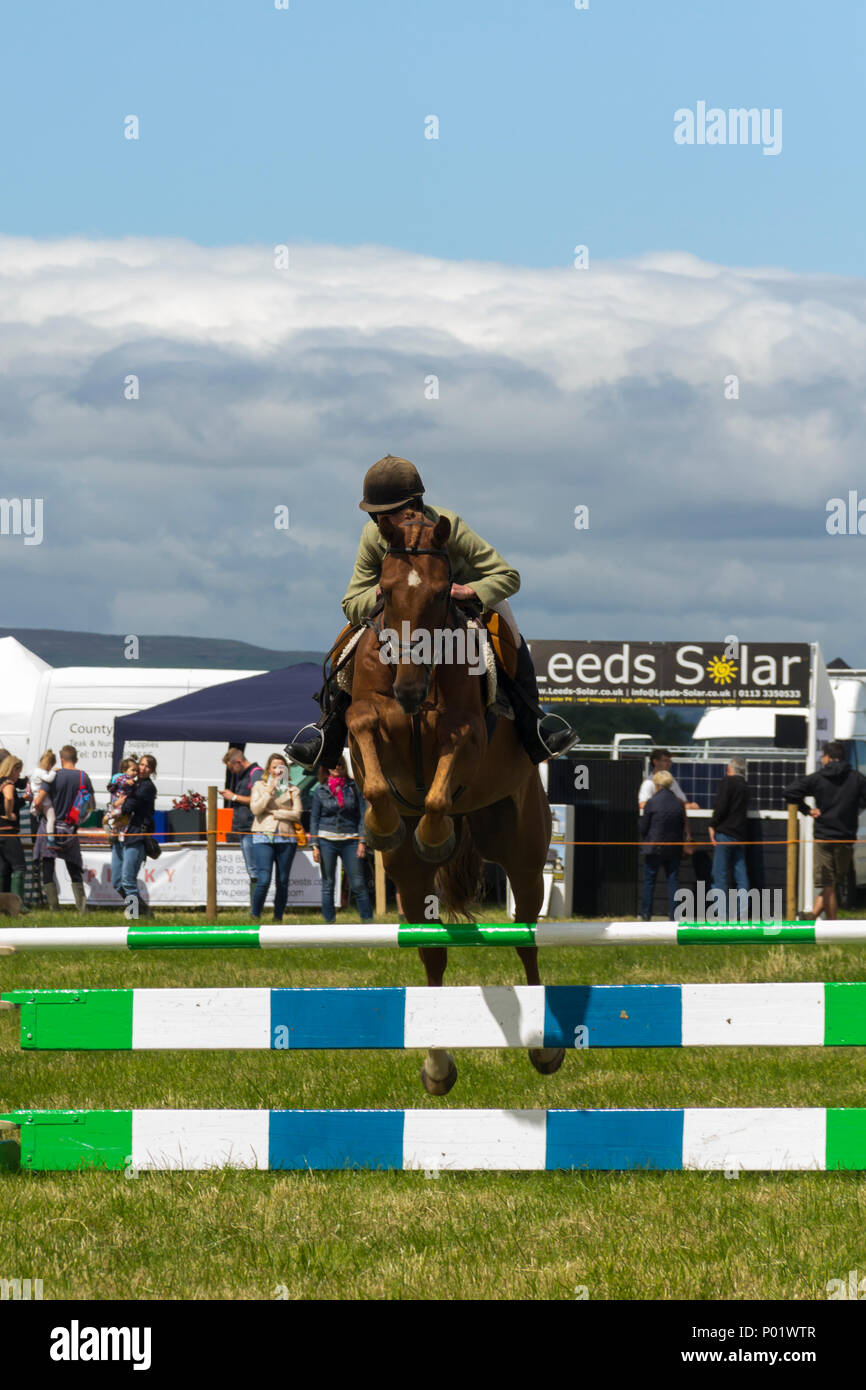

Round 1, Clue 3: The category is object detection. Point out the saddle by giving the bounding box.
[322,606,518,709]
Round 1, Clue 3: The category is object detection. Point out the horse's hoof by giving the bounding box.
[413,825,456,863]
[528,1046,566,1075]
[366,820,406,851]
[420,1057,458,1096]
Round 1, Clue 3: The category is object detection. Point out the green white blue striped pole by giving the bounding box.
[4,1106,866,1172]
[6,982,866,1050]
[2,921,866,950]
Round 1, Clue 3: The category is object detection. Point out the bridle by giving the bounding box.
[379,541,458,661]
[374,538,467,812]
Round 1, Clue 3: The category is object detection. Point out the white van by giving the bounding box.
[18,665,276,812]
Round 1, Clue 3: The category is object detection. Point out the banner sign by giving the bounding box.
[55,844,332,909]
[529,641,810,707]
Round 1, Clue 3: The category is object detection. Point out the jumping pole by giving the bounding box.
[3,922,866,951]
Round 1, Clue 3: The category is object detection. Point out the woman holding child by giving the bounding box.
[248,753,303,923]
[107,755,139,897]
[110,754,158,916]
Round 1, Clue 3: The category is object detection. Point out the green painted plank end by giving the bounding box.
[827,1109,866,1170]
[3,1111,133,1172]
[11,989,133,1050]
[824,983,866,1046]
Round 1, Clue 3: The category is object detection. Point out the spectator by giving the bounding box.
[639,769,686,921]
[638,748,700,813]
[113,755,158,917]
[310,756,373,924]
[106,756,140,894]
[31,744,95,914]
[249,753,303,923]
[709,758,751,905]
[0,753,28,912]
[222,748,263,910]
[785,740,866,922]
[28,750,59,844]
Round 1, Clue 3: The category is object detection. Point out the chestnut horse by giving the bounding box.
[345,510,565,1094]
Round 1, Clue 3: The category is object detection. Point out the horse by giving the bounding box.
[345,509,565,1094]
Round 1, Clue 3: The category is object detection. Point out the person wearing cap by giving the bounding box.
[287,455,579,769]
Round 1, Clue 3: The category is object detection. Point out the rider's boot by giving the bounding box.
[508,638,579,764]
[286,689,350,771]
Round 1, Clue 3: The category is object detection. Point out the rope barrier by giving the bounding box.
[0,832,850,846]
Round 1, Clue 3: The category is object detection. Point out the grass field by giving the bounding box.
[3,906,866,1301]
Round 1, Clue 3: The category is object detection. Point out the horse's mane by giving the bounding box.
[386,510,437,551]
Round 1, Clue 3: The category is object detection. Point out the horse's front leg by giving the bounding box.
[512,887,565,1074]
[414,712,482,862]
[346,700,405,850]
[383,835,457,1096]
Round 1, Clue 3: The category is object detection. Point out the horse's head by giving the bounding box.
[379,511,452,714]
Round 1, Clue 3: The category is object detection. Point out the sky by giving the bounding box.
[1,0,865,661]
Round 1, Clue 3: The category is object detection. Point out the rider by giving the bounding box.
[286,456,579,770]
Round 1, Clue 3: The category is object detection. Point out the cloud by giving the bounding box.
[0,235,865,660]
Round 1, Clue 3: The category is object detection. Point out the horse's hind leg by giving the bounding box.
[383,836,457,1097]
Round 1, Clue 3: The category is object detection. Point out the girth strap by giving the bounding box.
[383,711,465,814]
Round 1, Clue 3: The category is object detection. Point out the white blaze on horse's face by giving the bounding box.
[406,569,421,588]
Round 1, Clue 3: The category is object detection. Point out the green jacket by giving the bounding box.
[341,504,521,626]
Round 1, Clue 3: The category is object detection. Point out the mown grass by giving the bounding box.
[3,905,866,1299]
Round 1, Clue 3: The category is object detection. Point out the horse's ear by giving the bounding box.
[432,515,451,548]
[379,514,398,544]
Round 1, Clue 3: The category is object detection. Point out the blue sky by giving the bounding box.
[2,0,864,274]
[2,2,866,664]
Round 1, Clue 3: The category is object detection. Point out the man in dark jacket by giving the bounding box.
[785,741,866,921]
[639,771,686,921]
[710,758,751,900]
[222,748,263,910]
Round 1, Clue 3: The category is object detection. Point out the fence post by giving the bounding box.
[374,851,386,918]
[207,785,217,920]
[786,802,799,919]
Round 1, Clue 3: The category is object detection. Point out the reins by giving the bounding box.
[376,537,466,812]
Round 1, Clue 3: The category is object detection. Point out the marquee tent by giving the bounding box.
[0,637,51,751]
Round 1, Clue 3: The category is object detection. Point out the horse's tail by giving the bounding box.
[434,816,485,923]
